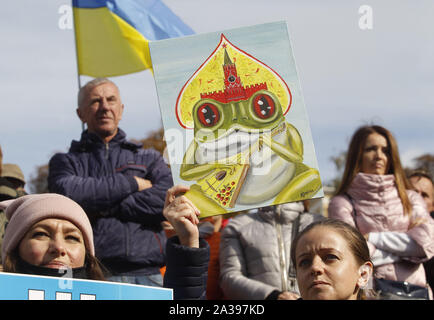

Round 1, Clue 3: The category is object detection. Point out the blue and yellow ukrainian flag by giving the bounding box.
[73,0,194,77]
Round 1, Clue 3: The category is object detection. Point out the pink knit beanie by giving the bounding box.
[0,193,94,262]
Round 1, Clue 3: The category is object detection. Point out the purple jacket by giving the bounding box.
[48,129,173,275]
[329,173,434,289]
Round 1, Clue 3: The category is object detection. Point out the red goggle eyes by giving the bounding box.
[197,103,220,127]
[252,94,275,119]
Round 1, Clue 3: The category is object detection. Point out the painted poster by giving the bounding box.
[0,272,173,300]
[150,21,323,218]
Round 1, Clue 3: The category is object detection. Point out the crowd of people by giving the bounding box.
[0,78,433,300]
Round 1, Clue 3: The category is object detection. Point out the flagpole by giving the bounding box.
[71,1,85,132]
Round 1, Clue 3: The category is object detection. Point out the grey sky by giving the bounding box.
[1,0,433,193]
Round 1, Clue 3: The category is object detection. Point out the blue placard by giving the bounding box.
[0,272,173,300]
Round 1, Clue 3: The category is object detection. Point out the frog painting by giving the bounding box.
[150,22,323,217]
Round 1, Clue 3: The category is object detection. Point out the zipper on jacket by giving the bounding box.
[105,142,109,160]
[125,221,130,257]
[275,207,289,292]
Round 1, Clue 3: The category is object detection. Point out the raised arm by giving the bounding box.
[162,185,210,300]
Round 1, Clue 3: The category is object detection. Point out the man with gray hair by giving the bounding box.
[48,78,173,286]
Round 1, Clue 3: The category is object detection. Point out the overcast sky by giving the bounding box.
[1,0,433,193]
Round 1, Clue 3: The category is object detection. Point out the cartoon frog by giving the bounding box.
[178,45,321,217]
[180,89,321,216]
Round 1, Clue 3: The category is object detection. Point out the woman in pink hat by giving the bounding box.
[0,190,211,299]
[0,193,106,280]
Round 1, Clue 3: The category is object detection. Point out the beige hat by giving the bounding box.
[0,193,95,262]
[1,164,25,184]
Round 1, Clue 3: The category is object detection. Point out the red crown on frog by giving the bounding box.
[200,45,267,103]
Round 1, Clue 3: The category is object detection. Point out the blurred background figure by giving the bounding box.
[408,170,434,218]
[1,163,27,198]
[328,125,434,299]
[0,152,28,265]
[408,170,434,294]
[219,202,324,300]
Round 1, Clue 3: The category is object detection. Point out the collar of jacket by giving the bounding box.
[347,172,396,201]
[70,128,143,152]
[257,202,304,224]
[16,257,89,279]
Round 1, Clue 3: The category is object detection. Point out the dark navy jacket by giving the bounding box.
[48,129,173,275]
[164,237,210,300]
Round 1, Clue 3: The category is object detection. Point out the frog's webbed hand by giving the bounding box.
[180,141,240,180]
[180,162,235,181]
[180,141,210,180]
[260,122,303,163]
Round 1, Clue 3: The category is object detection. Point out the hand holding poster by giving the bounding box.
[150,21,323,218]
